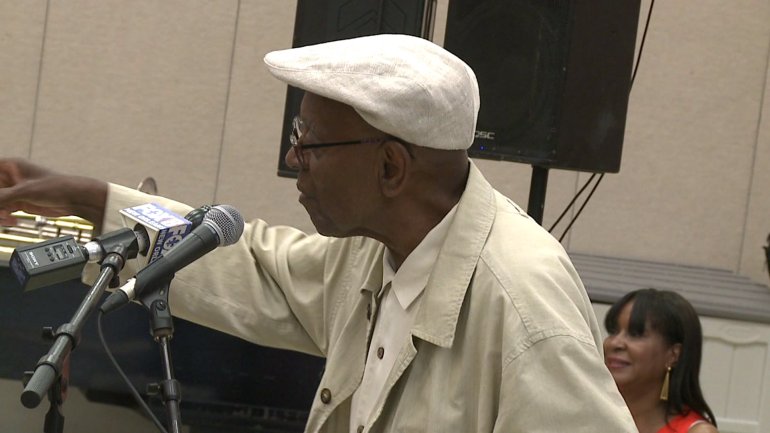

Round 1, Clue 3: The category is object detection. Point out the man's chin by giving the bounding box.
[314,225,343,238]
[307,214,334,237]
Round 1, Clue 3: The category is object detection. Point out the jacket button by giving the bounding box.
[357,425,364,433]
[320,388,332,404]
[377,346,385,359]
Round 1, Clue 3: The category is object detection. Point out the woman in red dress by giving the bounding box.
[604,289,718,433]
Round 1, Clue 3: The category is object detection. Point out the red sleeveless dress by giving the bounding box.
[658,410,708,433]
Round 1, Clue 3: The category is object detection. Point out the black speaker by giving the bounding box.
[444,0,641,173]
[277,0,436,178]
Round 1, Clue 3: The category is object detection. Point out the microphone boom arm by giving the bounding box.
[20,245,131,432]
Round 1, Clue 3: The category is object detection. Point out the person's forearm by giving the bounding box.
[66,175,108,233]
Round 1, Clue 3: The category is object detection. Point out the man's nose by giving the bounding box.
[285,146,300,170]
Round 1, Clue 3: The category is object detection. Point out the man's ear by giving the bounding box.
[379,140,412,198]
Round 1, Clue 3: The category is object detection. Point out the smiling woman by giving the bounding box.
[603,288,719,433]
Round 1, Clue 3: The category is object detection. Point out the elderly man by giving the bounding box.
[0,34,636,432]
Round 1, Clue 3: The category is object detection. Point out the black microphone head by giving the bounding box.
[203,205,244,246]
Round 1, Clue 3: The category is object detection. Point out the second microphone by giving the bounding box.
[100,205,244,314]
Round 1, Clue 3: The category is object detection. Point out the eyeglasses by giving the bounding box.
[289,116,402,169]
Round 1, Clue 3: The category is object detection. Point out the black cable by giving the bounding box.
[549,0,655,240]
[630,0,655,90]
[558,174,604,243]
[97,310,169,433]
[548,173,596,233]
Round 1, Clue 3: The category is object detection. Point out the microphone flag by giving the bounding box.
[119,203,191,267]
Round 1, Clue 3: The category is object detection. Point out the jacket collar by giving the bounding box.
[412,161,495,348]
[357,161,496,348]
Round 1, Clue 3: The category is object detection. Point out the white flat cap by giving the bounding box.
[263,34,480,150]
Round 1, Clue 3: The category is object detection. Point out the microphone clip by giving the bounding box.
[137,277,175,339]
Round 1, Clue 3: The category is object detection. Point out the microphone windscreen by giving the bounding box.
[203,205,244,246]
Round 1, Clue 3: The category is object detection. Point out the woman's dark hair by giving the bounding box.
[604,288,717,427]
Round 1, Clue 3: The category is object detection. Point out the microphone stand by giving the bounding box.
[21,248,128,433]
[137,278,183,433]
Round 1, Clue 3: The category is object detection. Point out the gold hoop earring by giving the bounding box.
[660,366,671,401]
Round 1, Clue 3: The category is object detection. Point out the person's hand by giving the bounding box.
[0,158,108,230]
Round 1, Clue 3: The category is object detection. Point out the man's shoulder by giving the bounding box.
[470,215,597,349]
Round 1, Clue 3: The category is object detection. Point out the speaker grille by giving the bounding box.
[444,0,640,173]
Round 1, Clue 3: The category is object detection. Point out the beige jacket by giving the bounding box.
[100,162,637,433]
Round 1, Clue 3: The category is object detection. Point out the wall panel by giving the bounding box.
[29,0,238,208]
[214,0,311,228]
[738,47,770,284]
[566,1,770,276]
[0,2,48,158]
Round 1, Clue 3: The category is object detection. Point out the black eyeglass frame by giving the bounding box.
[289,116,407,168]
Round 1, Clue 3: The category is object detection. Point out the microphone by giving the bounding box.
[100,205,244,314]
[9,204,194,291]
